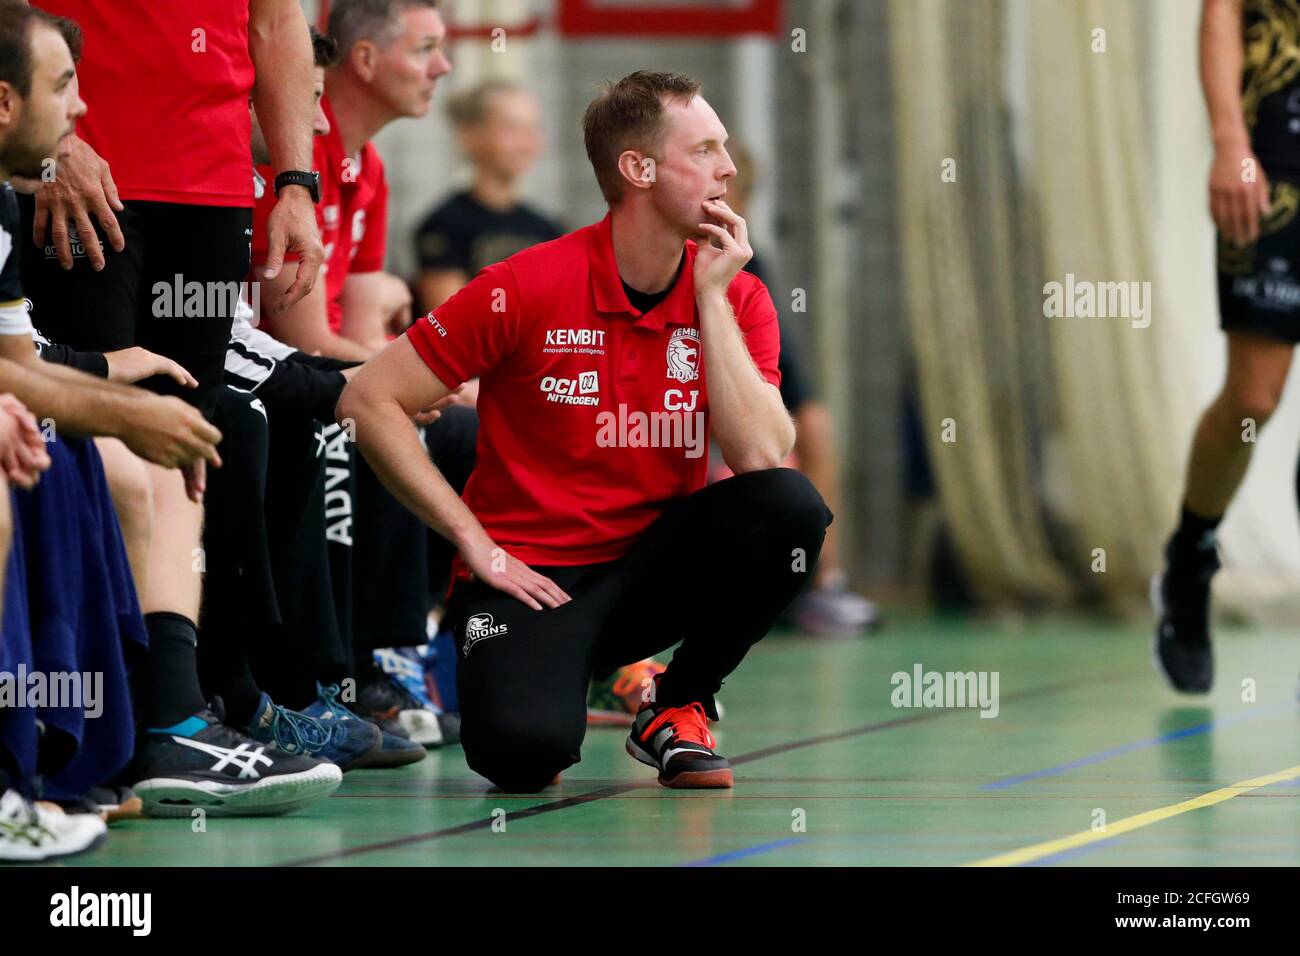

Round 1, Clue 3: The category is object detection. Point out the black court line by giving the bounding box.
[282,668,1137,866]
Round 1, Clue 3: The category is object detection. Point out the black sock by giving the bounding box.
[220,673,264,731]
[143,612,209,729]
[1166,505,1222,570]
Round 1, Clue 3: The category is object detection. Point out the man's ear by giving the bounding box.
[616,149,657,194]
[0,82,17,129]
[349,40,378,83]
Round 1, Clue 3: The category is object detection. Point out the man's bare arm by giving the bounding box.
[260,268,374,361]
[1201,0,1265,245]
[0,354,221,469]
[249,0,324,311]
[693,200,794,473]
[1202,0,1248,146]
[0,352,141,438]
[0,334,171,396]
[415,268,469,315]
[696,291,793,473]
[249,0,313,175]
[337,336,569,609]
[340,272,409,353]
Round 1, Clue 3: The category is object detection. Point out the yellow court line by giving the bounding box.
[966,764,1300,867]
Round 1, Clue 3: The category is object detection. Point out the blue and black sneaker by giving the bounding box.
[130,701,341,817]
[247,692,382,773]
[304,683,425,769]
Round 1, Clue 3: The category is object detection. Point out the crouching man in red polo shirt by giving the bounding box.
[339,71,830,792]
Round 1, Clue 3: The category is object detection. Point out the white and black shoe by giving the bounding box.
[1,788,107,862]
[129,702,342,818]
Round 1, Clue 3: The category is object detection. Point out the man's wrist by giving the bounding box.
[101,391,140,439]
[452,522,490,554]
[275,183,315,204]
[1211,126,1251,151]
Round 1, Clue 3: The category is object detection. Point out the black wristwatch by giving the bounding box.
[274,170,321,204]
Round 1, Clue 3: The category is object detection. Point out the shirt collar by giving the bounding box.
[588,212,697,331]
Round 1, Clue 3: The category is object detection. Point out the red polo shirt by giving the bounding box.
[45,0,254,207]
[406,213,782,567]
[252,96,389,336]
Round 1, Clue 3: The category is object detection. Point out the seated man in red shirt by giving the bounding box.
[340,71,831,792]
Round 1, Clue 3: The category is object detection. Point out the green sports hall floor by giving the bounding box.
[72,612,1300,866]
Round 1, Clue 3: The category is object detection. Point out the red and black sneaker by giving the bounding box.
[626,686,733,789]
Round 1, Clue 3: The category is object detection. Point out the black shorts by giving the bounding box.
[1217,176,1300,343]
[17,197,252,419]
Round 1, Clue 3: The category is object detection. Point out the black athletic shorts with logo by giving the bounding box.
[1217,175,1300,343]
[17,197,252,419]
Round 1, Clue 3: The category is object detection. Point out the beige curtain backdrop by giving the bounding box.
[891,0,1300,611]
[891,0,1073,605]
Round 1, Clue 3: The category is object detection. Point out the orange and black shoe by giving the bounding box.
[626,683,733,789]
[587,658,666,727]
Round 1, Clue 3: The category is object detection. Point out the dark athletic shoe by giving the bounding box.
[130,704,341,817]
[1151,548,1218,694]
[304,683,424,769]
[351,667,459,748]
[246,691,382,773]
[627,684,733,789]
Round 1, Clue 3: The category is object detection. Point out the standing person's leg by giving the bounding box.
[1182,333,1293,520]
[352,449,429,654]
[1156,332,1294,693]
[258,413,347,706]
[195,387,277,726]
[1157,172,1300,694]
[322,421,356,668]
[133,203,252,729]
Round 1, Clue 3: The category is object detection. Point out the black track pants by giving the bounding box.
[443,468,832,792]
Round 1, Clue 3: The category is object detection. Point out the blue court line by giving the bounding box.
[680,836,807,867]
[982,702,1296,790]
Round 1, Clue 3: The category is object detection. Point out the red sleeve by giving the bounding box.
[729,275,782,389]
[405,260,522,391]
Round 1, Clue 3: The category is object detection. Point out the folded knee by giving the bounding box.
[462,719,578,793]
[744,467,831,535]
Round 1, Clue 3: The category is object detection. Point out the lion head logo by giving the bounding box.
[666,329,700,383]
